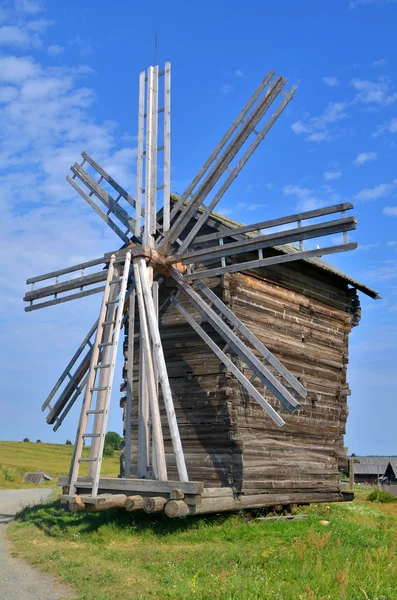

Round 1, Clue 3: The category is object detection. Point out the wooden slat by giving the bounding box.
[174,217,357,265]
[25,285,106,312]
[184,242,358,281]
[59,475,203,495]
[82,151,137,210]
[192,202,354,245]
[24,270,108,302]
[67,175,130,244]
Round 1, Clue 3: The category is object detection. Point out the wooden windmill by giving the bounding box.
[24,63,367,517]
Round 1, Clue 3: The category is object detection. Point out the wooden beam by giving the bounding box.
[25,286,106,312]
[192,202,355,246]
[177,86,296,253]
[24,270,108,302]
[82,151,137,210]
[159,76,287,252]
[183,242,358,281]
[137,258,189,481]
[67,175,131,244]
[26,256,107,285]
[196,282,306,399]
[172,276,300,413]
[174,217,357,265]
[133,260,167,481]
[58,476,204,495]
[170,295,285,427]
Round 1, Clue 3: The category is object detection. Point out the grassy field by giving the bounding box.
[0,441,120,489]
[7,491,397,600]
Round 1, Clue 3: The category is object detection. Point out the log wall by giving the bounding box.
[121,260,359,501]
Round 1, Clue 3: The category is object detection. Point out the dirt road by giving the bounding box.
[0,488,74,599]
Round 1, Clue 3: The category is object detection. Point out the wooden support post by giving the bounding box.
[137,258,188,482]
[133,261,167,481]
[124,290,135,479]
[143,496,167,513]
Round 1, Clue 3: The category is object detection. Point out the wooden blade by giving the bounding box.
[171,216,357,267]
[171,270,301,416]
[196,281,307,399]
[170,295,285,428]
[183,242,358,281]
[158,73,290,253]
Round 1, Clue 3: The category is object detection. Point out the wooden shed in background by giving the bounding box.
[120,209,379,507]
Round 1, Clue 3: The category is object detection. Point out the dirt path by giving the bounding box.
[0,488,74,600]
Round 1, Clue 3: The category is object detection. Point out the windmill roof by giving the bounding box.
[353,456,396,475]
[185,198,380,300]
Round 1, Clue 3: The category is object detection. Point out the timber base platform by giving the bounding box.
[59,476,353,518]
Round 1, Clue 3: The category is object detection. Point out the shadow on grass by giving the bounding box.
[15,499,241,539]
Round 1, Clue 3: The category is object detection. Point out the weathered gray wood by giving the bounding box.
[53,371,89,432]
[68,256,117,496]
[42,320,98,412]
[168,71,274,222]
[169,488,184,500]
[193,203,354,245]
[164,499,190,517]
[175,217,357,265]
[133,259,167,480]
[70,165,135,234]
[178,85,296,253]
[138,258,189,481]
[124,291,135,479]
[125,495,144,511]
[143,496,167,513]
[24,270,109,302]
[58,476,203,495]
[64,494,127,512]
[67,175,131,244]
[27,256,107,285]
[197,281,306,399]
[24,286,107,311]
[172,275,300,414]
[184,242,358,280]
[170,295,285,427]
[163,61,171,233]
[161,74,284,250]
[202,487,235,498]
[91,252,132,496]
[135,70,145,236]
[82,151,137,210]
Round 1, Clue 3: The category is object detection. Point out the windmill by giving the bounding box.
[24,63,359,511]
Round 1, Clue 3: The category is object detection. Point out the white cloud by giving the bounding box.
[283,184,325,211]
[48,44,64,57]
[372,58,387,67]
[354,151,377,165]
[0,24,42,48]
[351,78,397,106]
[291,102,348,142]
[354,180,397,201]
[235,69,243,77]
[0,55,39,82]
[365,260,397,282]
[372,117,397,137]
[356,243,381,251]
[350,0,397,7]
[383,206,397,216]
[14,0,43,14]
[322,76,339,87]
[324,170,342,181]
[220,83,233,95]
[236,202,267,211]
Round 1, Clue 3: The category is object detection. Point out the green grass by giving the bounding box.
[0,441,120,489]
[8,497,397,600]
[367,489,397,504]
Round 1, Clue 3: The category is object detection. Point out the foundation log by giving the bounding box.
[125,495,144,511]
[164,500,190,518]
[144,496,167,513]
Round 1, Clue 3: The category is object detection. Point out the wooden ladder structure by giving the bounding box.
[69,251,132,497]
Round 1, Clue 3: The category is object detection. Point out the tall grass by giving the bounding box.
[0,441,119,489]
[8,498,397,600]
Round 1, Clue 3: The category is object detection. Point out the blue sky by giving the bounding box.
[0,0,396,455]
